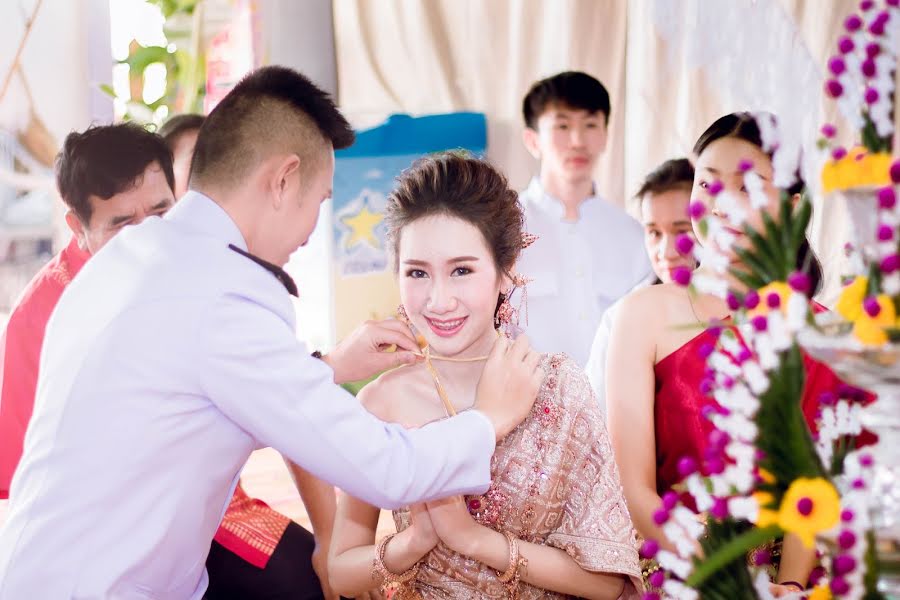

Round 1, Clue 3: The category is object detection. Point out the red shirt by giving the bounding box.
[0,238,89,498]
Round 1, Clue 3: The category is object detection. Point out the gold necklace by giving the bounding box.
[412,331,498,417]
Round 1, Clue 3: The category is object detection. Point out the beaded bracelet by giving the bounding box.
[372,534,420,585]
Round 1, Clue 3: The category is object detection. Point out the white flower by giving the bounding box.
[742,360,770,394]
[723,463,756,493]
[658,550,694,580]
[728,495,760,522]
[765,311,793,351]
[673,505,706,540]
[751,332,779,370]
[663,579,700,600]
[786,292,809,332]
[686,474,715,512]
[715,191,749,227]
[744,171,770,210]
[709,351,743,378]
[883,272,900,296]
[691,272,730,298]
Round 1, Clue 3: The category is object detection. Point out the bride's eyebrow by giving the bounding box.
[449,256,480,263]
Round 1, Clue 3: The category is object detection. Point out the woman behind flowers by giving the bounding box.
[328,152,642,599]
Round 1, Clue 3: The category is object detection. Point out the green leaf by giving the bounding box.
[123,44,173,76]
[743,226,783,277]
[729,267,766,291]
[99,83,118,99]
[760,210,788,277]
[687,521,781,590]
[733,246,776,282]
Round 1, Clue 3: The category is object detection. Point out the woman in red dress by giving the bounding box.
[606,113,843,595]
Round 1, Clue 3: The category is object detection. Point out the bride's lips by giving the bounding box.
[425,316,468,338]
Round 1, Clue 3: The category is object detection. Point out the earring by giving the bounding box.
[494,292,518,330]
[397,304,410,325]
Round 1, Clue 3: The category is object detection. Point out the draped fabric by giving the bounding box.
[333,0,894,304]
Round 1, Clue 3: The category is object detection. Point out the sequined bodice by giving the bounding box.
[391,354,642,599]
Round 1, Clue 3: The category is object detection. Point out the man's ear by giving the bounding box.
[270,154,301,209]
[522,127,541,160]
[64,211,89,252]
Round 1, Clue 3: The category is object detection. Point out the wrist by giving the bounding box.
[384,529,429,572]
[454,523,495,560]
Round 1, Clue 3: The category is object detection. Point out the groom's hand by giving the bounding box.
[322,319,420,384]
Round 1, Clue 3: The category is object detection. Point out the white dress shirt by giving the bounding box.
[515,178,652,366]
[0,192,496,599]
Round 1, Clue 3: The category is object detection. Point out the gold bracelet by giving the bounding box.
[506,556,529,600]
[496,531,520,583]
[371,534,420,584]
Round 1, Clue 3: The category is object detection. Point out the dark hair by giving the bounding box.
[190,66,354,186]
[693,112,823,294]
[386,152,524,277]
[522,71,611,129]
[158,113,205,149]
[55,123,175,224]
[636,157,695,201]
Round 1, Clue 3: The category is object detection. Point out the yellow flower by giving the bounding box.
[808,583,832,600]
[757,468,776,485]
[852,294,895,346]
[752,491,778,528]
[835,276,868,322]
[776,478,841,548]
[821,148,892,194]
[747,282,792,318]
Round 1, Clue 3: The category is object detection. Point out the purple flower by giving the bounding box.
[879,186,897,208]
[704,457,725,475]
[832,146,848,161]
[888,0,899,6]
[788,271,811,293]
[677,456,698,477]
[819,391,837,407]
[891,160,900,183]
[833,554,858,576]
[865,87,880,104]
[707,180,724,196]
[831,576,850,595]
[689,200,707,219]
[866,41,881,58]
[699,378,714,395]
[745,289,760,309]
[870,18,886,36]
[652,508,670,525]
[766,292,781,309]
[709,429,730,450]
[825,79,844,98]
[722,376,735,389]
[648,570,665,589]
[860,453,874,467]
[727,292,741,310]
[753,549,772,566]
[675,233,695,255]
[838,36,855,54]
[841,508,855,522]
[809,566,827,586]
[852,478,866,489]
[698,342,714,358]
[864,296,883,317]
[751,315,768,332]
[643,592,661,600]
[710,497,728,519]
[820,123,837,138]
[838,530,857,549]
[672,266,692,286]
[862,58,877,77]
[701,405,717,419]
[662,491,679,510]
[845,14,864,30]
[738,158,754,172]
[878,224,894,241]
[829,56,847,75]
[639,539,660,559]
[881,253,900,273]
[860,0,874,10]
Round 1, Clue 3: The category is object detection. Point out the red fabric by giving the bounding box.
[0,238,89,498]
[213,482,291,568]
[653,321,845,502]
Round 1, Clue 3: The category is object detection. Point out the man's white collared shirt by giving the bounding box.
[515,178,651,366]
[0,192,496,599]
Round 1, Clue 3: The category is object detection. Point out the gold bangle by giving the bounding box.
[372,534,419,584]
[496,531,520,583]
[506,555,529,600]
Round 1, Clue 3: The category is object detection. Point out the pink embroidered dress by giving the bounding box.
[391,354,643,599]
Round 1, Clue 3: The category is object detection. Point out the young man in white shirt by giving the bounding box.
[516,71,652,366]
[584,158,697,418]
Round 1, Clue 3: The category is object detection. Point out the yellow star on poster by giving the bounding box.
[341,204,383,249]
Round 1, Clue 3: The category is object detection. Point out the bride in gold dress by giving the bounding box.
[328,153,642,599]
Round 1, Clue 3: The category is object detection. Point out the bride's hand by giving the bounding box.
[425,495,483,556]
[406,503,439,556]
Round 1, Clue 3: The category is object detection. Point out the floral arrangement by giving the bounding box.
[637,4,900,595]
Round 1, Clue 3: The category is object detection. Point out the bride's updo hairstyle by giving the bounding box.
[385,152,526,280]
